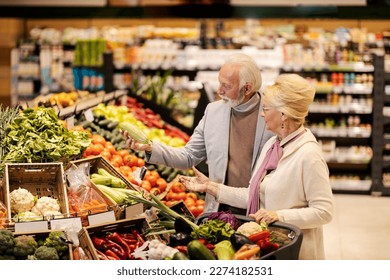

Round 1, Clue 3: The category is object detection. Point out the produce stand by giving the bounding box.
[196,213,303,260]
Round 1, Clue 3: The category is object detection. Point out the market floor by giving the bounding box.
[323,193,390,260]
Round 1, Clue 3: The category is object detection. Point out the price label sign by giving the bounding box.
[14,221,49,234]
[125,203,144,219]
[87,210,116,226]
[66,115,75,129]
[84,108,94,122]
[50,217,82,232]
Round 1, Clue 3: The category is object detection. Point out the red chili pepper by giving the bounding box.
[96,249,109,260]
[92,236,107,251]
[107,232,131,259]
[121,237,139,245]
[249,230,271,243]
[104,249,121,260]
[105,239,127,260]
[132,229,145,244]
[120,233,137,239]
[174,245,188,254]
[205,243,215,250]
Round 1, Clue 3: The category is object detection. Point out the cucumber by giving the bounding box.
[98,119,111,128]
[187,240,216,260]
[106,121,119,131]
[172,251,189,260]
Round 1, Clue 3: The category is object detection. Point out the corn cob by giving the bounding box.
[91,173,112,186]
[119,122,150,144]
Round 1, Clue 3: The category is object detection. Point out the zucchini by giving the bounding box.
[106,121,119,131]
[172,251,190,260]
[187,240,216,260]
[98,119,111,128]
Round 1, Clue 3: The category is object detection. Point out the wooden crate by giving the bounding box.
[78,217,155,260]
[0,162,69,221]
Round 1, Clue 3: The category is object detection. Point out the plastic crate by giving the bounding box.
[196,213,303,260]
[0,162,69,222]
[78,217,157,260]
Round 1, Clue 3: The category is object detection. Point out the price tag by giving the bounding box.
[125,203,144,219]
[14,221,49,234]
[87,210,116,226]
[50,217,82,232]
[66,116,75,129]
[84,108,94,122]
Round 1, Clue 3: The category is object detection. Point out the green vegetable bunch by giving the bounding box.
[43,231,69,259]
[1,107,91,175]
[191,219,235,244]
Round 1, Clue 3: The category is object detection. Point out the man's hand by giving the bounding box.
[178,167,209,193]
[122,130,152,152]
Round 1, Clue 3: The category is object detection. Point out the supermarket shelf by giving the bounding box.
[327,161,370,171]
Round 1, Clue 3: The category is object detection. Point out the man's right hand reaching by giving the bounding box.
[122,131,153,152]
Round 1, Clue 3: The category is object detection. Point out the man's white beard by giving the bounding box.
[218,88,245,108]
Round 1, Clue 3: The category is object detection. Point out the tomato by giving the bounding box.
[136,158,145,167]
[156,178,167,193]
[111,154,123,165]
[184,197,196,207]
[147,174,157,187]
[187,192,198,201]
[150,170,160,179]
[92,134,106,146]
[196,199,205,206]
[100,150,112,161]
[91,143,105,155]
[141,180,152,192]
[117,149,130,158]
[150,187,160,196]
[191,205,204,217]
[171,182,186,193]
[169,192,179,201]
[105,142,116,155]
[187,205,198,216]
[177,192,187,201]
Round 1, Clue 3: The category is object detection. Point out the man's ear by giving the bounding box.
[281,113,287,121]
[245,84,253,95]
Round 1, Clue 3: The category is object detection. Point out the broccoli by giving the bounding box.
[13,234,38,259]
[0,229,15,255]
[32,245,59,260]
[43,231,69,259]
[0,254,16,260]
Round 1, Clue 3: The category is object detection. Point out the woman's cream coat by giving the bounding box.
[218,127,334,259]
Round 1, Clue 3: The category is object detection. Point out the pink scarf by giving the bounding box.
[246,130,305,215]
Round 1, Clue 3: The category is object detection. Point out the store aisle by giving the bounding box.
[323,193,390,260]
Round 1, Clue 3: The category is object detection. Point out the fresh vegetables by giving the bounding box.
[213,240,235,260]
[29,245,59,260]
[31,196,61,216]
[92,229,147,260]
[186,239,216,260]
[119,121,151,144]
[190,219,235,244]
[229,233,256,251]
[0,229,15,255]
[13,235,38,258]
[9,188,36,213]
[207,211,240,230]
[236,221,268,237]
[1,107,91,171]
[233,244,261,260]
[132,239,179,260]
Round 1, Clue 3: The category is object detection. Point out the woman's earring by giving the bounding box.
[281,121,285,129]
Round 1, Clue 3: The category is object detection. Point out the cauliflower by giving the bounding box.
[9,188,36,213]
[236,221,267,237]
[0,229,15,255]
[13,211,43,222]
[31,196,60,216]
[30,245,59,260]
[13,234,38,258]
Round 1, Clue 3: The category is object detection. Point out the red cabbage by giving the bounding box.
[207,211,240,230]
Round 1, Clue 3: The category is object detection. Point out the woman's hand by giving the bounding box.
[249,209,279,225]
[178,167,209,193]
[122,131,152,152]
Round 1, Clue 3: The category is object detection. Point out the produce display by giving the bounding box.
[0,230,71,260]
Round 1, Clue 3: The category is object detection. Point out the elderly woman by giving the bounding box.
[179,73,334,260]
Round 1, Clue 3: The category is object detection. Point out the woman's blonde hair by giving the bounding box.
[263,73,315,127]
